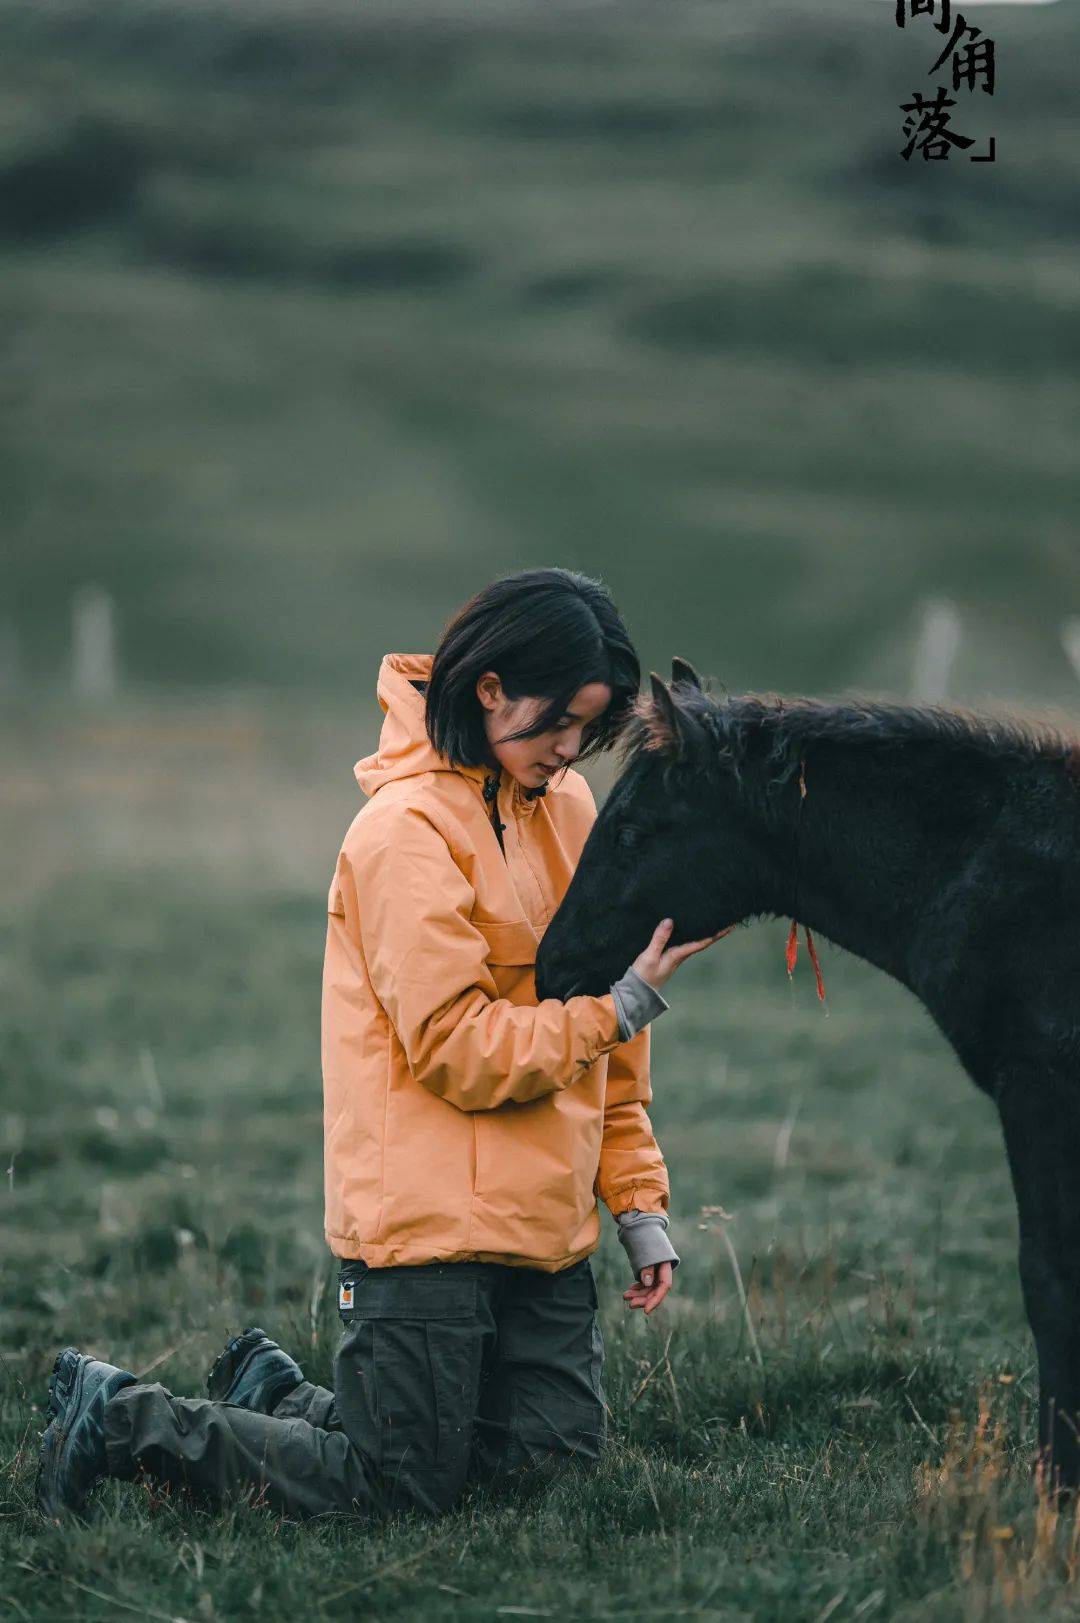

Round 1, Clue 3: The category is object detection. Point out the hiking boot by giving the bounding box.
[205,1326,303,1413]
[36,1348,136,1521]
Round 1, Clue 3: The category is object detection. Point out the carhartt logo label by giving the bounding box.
[339,1281,354,1310]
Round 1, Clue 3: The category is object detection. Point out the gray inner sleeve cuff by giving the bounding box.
[616,1208,681,1275]
[609,966,670,1042]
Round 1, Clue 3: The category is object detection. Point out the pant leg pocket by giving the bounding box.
[362,1268,480,1473]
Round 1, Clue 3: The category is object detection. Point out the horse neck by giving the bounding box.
[758,744,974,990]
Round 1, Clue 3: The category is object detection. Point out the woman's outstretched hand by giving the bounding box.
[631,917,729,993]
[623,1261,674,1315]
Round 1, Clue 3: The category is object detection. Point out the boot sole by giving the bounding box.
[45,1345,77,1423]
[36,1348,86,1521]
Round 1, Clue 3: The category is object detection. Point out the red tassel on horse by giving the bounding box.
[805,926,826,1002]
[786,920,827,1003]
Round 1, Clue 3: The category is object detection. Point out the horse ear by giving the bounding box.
[671,656,702,691]
[645,671,692,756]
[649,671,676,717]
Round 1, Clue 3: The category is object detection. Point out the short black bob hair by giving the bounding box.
[425,568,640,769]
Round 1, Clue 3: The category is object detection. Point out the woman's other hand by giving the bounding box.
[623,1260,674,1315]
[631,918,728,993]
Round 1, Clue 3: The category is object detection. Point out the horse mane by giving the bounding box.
[621,686,1076,786]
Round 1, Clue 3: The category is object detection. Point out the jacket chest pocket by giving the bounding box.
[474,919,539,967]
[475,919,540,1001]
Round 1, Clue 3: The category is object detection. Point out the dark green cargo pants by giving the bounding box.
[103,1257,606,1520]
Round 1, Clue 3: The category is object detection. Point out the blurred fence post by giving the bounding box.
[1061,618,1080,690]
[71,584,118,699]
[910,597,960,704]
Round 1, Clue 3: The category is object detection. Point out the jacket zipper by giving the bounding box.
[482,770,507,855]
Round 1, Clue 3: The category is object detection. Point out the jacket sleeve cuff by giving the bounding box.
[586,993,623,1056]
[609,967,670,1043]
[616,1209,680,1276]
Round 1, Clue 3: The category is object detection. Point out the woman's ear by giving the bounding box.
[475,671,504,712]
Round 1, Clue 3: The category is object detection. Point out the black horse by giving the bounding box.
[536,659,1080,1490]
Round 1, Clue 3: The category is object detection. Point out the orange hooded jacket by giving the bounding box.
[322,652,671,1271]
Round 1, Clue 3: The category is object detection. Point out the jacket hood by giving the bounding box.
[355,651,553,812]
[354,653,449,797]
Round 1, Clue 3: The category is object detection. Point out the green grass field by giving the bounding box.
[3,701,1080,1622]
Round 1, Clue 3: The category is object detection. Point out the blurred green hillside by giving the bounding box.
[2,0,1078,704]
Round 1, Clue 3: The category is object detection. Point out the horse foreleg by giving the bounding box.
[997,1075,1080,1493]
[1019,1240,1080,1491]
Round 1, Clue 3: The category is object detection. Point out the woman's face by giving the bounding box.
[475,674,613,789]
